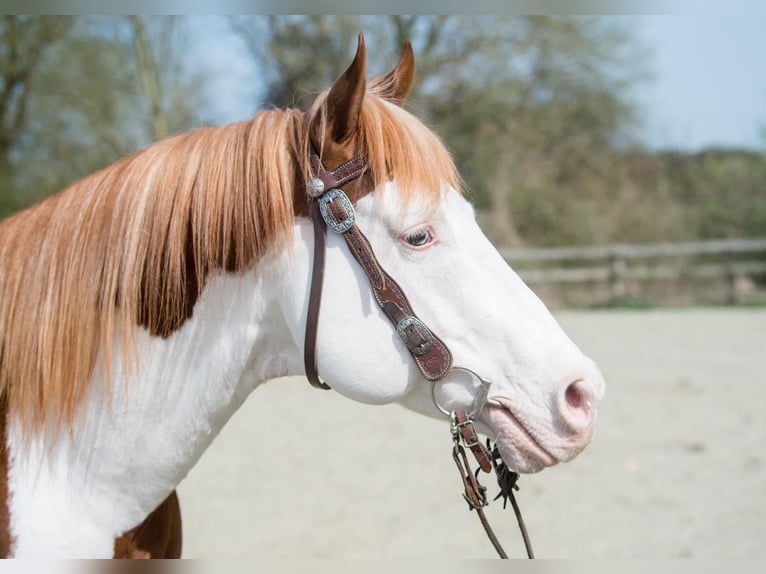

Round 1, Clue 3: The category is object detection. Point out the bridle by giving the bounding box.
[302,148,534,559]
[303,153,453,389]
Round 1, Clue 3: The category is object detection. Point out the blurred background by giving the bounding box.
[1,14,764,307]
[1,15,765,558]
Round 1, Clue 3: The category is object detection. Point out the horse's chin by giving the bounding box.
[477,402,559,474]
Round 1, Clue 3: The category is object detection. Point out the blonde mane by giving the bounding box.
[0,87,461,438]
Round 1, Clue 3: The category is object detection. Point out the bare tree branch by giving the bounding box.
[0,16,74,168]
[128,16,168,140]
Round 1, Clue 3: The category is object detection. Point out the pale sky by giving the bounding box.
[190,15,766,152]
[632,15,766,150]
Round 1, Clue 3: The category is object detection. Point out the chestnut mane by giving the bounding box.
[0,84,460,438]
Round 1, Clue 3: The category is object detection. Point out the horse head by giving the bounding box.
[277,35,606,474]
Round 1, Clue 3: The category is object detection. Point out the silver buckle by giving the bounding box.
[397,316,435,356]
[319,189,355,234]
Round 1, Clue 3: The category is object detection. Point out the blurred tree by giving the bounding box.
[129,15,169,140]
[4,16,204,216]
[422,17,642,246]
[231,16,642,246]
[0,16,74,215]
[4,17,760,244]
[230,16,363,109]
[122,16,203,141]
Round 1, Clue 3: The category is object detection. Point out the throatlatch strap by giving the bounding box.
[304,200,330,389]
[303,153,369,390]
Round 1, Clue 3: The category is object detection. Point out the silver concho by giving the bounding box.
[318,188,355,233]
[397,316,435,356]
[307,177,325,198]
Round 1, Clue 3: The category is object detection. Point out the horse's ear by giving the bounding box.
[313,33,367,153]
[369,42,415,106]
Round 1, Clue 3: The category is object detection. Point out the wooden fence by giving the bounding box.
[499,237,766,307]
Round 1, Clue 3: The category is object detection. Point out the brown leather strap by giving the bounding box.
[304,151,453,388]
[309,153,368,192]
[451,432,509,558]
[303,153,369,390]
[453,442,487,510]
[324,196,453,381]
[455,410,492,473]
[304,200,330,389]
[476,506,510,559]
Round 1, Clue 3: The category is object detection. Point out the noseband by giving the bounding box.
[302,150,533,559]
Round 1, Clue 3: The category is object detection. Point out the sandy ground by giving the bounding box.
[176,309,766,558]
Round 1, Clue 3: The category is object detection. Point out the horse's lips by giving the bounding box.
[481,399,557,473]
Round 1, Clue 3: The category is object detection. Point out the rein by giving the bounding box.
[302,150,534,559]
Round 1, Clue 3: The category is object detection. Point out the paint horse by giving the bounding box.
[0,36,605,558]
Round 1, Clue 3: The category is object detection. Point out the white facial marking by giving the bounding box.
[277,181,606,473]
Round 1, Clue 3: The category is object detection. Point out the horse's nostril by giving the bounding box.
[565,380,590,411]
[559,379,595,433]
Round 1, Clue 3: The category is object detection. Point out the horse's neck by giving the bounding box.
[5,262,301,557]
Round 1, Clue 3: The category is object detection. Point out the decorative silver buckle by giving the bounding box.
[397,316,435,356]
[319,189,355,233]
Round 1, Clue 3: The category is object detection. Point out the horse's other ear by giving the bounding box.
[315,33,367,152]
[369,41,415,106]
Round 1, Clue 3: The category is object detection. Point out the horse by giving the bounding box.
[0,34,605,558]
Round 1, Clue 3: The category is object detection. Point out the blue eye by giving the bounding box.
[404,228,432,247]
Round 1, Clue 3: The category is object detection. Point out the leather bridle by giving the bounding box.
[303,152,453,389]
[301,149,534,559]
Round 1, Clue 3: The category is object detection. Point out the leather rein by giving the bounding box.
[302,150,534,559]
